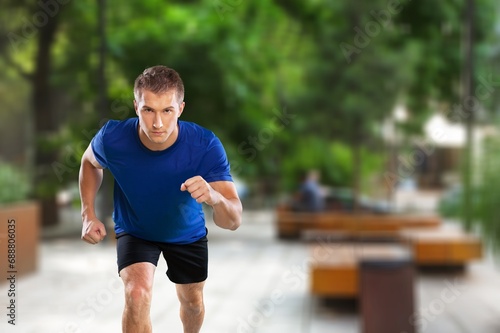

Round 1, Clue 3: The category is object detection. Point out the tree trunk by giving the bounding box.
[462,0,475,231]
[32,5,60,226]
[96,0,113,221]
[352,118,362,214]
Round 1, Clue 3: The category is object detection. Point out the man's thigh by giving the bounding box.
[120,262,156,290]
[176,281,205,303]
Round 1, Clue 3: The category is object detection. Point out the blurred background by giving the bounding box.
[1,0,500,332]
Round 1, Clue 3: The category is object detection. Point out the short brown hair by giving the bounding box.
[133,65,185,103]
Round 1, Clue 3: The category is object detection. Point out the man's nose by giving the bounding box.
[153,114,163,128]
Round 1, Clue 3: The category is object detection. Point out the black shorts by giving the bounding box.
[116,232,208,284]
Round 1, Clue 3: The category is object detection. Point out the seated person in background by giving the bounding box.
[292,169,325,212]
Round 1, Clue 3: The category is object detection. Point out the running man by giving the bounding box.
[79,65,242,333]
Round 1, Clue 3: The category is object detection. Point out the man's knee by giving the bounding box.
[177,287,204,313]
[181,298,204,315]
[125,283,153,306]
[120,262,155,307]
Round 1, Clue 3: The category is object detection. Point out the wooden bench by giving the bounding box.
[400,228,483,266]
[276,207,441,239]
[309,229,483,297]
[310,243,412,297]
[302,229,402,243]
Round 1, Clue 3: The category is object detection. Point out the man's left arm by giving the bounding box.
[181,176,242,230]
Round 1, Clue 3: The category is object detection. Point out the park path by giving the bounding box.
[1,209,500,332]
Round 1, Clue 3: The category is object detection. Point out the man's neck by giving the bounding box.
[137,124,179,151]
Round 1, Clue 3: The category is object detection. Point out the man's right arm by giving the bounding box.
[79,144,107,244]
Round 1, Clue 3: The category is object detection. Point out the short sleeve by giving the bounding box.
[201,136,233,183]
[90,122,110,169]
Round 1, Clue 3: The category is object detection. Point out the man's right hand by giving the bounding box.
[82,219,107,244]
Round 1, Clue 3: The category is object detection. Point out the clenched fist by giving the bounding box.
[180,176,221,206]
[82,218,107,244]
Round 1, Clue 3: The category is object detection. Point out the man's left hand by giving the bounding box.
[180,176,221,206]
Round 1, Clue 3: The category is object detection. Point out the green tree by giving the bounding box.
[275,0,420,210]
[0,0,66,225]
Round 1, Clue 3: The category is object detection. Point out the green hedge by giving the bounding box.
[0,162,30,204]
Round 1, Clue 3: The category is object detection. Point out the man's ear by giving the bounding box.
[133,99,139,116]
[178,101,185,118]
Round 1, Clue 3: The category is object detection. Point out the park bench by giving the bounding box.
[309,243,412,297]
[304,226,483,267]
[399,227,483,266]
[310,233,482,298]
[276,206,441,239]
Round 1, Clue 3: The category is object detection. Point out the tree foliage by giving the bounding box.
[0,0,498,215]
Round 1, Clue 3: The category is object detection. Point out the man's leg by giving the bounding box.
[120,262,156,333]
[176,282,205,333]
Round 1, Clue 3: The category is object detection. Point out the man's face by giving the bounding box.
[134,89,185,150]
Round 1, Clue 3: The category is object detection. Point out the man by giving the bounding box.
[79,65,242,333]
[294,169,325,212]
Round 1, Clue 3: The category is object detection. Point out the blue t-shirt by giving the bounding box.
[91,118,233,244]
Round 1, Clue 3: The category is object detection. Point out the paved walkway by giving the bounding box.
[2,209,500,332]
